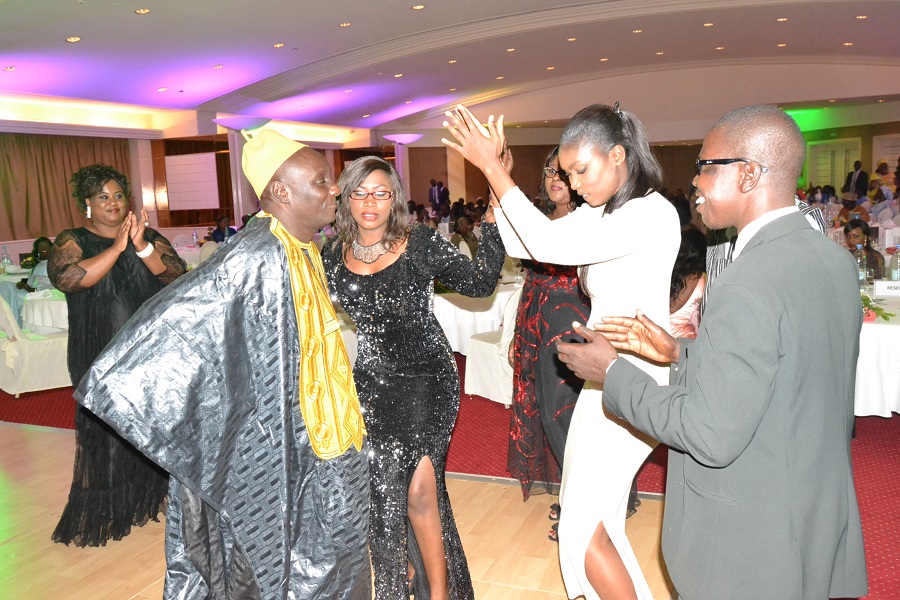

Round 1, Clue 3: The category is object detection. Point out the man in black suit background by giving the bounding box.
[843,160,869,199]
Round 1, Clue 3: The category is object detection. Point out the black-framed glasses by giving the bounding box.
[695,158,769,176]
[348,190,394,201]
[543,166,567,178]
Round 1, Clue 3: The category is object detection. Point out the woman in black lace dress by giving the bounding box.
[323,157,504,600]
[49,164,186,547]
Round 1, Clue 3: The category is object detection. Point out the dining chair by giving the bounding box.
[0,296,71,397]
[463,286,522,407]
[171,234,192,247]
[199,241,219,262]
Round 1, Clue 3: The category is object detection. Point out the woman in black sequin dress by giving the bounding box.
[323,157,505,600]
[49,164,186,547]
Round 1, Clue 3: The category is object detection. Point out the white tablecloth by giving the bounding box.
[855,296,900,417]
[22,289,68,334]
[175,245,202,265]
[433,283,521,355]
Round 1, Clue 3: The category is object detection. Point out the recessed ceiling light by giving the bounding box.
[449,88,456,91]
[213,64,223,69]
[394,73,403,77]
[776,17,788,22]
[157,87,167,92]
[135,8,150,15]
[656,51,665,56]
[362,114,370,118]
[339,22,351,27]
[878,99,885,103]
[776,43,787,47]
[66,36,81,43]
[405,100,412,104]
[273,43,285,48]
[344,89,352,93]
[703,22,714,27]
[448,59,458,64]
[599,57,609,62]
[546,66,555,70]
[412,4,425,9]
[496,76,504,80]
[828,99,836,103]
[3,66,15,72]
[566,37,577,42]
[715,46,725,50]
[632,29,643,34]
[506,48,516,52]
[843,42,854,46]
[856,15,868,19]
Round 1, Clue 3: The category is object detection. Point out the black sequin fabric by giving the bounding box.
[323,223,505,600]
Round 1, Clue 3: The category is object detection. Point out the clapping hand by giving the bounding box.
[112,213,133,254]
[594,310,680,364]
[129,208,151,253]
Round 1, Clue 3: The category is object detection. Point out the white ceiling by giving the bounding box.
[1,0,898,143]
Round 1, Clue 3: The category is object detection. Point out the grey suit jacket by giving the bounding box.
[604,211,867,599]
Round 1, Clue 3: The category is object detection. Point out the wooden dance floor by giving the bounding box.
[0,422,674,599]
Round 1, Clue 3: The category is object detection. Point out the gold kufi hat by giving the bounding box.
[241,129,307,198]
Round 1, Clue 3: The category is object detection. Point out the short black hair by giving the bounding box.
[70,164,130,212]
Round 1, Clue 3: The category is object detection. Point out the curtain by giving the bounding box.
[0,132,131,241]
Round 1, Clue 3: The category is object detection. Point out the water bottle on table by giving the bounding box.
[854,244,867,289]
[890,245,900,281]
[0,246,11,274]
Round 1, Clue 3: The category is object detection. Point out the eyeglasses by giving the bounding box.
[695,158,769,176]
[348,190,394,201]
[543,166,567,178]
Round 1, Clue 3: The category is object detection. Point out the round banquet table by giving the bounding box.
[855,295,900,417]
[432,282,521,355]
[21,288,68,334]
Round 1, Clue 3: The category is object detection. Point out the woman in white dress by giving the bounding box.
[443,104,680,599]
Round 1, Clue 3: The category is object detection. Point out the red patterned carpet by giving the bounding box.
[1,359,897,598]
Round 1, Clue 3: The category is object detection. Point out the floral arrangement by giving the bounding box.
[861,291,895,322]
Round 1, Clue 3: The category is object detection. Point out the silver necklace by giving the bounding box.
[351,238,388,264]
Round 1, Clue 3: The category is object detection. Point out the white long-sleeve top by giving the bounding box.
[495,186,680,384]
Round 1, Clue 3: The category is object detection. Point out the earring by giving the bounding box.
[86,205,91,219]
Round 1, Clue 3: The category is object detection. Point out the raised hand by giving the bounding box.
[441,105,516,201]
[595,310,680,364]
[441,105,504,172]
[130,208,149,250]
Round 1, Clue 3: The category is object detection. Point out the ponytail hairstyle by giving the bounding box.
[559,103,663,215]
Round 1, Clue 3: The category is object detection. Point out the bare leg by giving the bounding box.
[407,456,449,600]
[584,521,638,600]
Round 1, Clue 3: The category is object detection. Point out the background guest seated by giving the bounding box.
[211,216,237,243]
[837,192,870,224]
[450,216,478,257]
[17,237,54,293]
[844,218,883,279]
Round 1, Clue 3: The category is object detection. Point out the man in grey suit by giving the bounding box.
[557,105,867,599]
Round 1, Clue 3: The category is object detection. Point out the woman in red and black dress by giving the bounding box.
[507,147,589,525]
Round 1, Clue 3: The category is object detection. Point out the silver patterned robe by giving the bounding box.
[77,216,371,599]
